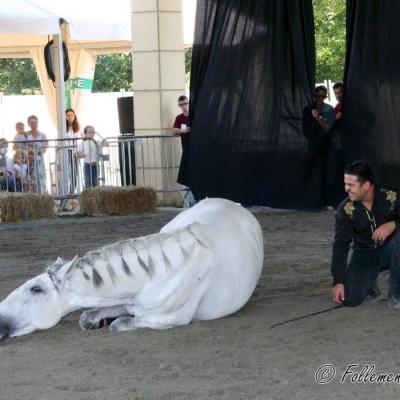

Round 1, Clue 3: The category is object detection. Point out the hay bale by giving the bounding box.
[0,193,57,223]
[79,186,157,216]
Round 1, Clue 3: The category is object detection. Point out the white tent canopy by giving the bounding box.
[0,0,133,196]
[0,0,131,38]
[0,0,132,128]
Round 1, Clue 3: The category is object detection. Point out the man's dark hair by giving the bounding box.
[344,160,375,185]
[333,81,343,90]
[314,85,328,95]
[178,95,188,103]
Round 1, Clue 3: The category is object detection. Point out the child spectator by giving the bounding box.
[76,125,102,188]
[13,122,27,152]
[13,149,28,192]
[0,138,18,192]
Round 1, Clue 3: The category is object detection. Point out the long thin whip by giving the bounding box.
[270,305,343,329]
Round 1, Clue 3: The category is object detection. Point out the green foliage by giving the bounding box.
[92,53,133,92]
[185,47,192,89]
[185,47,192,75]
[0,53,133,95]
[313,0,346,82]
[0,58,41,95]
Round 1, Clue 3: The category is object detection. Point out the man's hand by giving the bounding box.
[332,284,345,304]
[311,109,319,119]
[372,221,396,243]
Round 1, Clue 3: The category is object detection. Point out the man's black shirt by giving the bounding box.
[331,186,400,285]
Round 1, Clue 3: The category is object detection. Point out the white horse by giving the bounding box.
[0,198,263,343]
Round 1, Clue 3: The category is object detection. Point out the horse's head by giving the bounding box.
[0,256,78,343]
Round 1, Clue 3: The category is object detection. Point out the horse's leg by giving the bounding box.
[79,305,130,330]
[109,299,199,332]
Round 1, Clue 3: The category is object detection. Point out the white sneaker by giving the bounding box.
[387,296,400,309]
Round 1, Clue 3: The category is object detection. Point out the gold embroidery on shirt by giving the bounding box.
[380,188,397,210]
[344,201,355,219]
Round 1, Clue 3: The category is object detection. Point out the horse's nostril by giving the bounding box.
[0,320,10,344]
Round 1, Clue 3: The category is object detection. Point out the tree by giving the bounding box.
[313,0,346,83]
[0,53,133,95]
[0,58,41,95]
[92,53,133,92]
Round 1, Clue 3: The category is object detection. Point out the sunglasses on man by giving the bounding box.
[179,102,189,106]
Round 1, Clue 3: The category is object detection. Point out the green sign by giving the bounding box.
[67,77,93,90]
[65,77,94,109]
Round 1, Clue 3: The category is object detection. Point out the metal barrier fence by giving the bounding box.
[1,135,190,207]
[101,135,190,206]
[1,138,100,200]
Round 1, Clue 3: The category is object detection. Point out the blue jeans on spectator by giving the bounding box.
[84,163,98,188]
[0,175,21,192]
[344,231,400,306]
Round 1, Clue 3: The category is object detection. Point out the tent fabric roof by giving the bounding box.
[0,0,132,56]
[0,0,131,38]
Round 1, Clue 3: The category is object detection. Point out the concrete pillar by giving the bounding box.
[131,0,186,205]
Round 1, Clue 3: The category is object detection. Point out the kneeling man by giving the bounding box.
[332,160,400,308]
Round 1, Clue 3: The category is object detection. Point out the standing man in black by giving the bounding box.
[331,160,400,308]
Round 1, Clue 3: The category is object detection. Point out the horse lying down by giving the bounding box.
[0,198,263,343]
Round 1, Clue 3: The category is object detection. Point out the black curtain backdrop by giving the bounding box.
[342,0,400,188]
[180,0,324,209]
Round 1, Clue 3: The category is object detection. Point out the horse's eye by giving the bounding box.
[30,286,43,293]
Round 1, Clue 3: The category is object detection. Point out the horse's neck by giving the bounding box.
[61,236,157,310]
[60,227,202,311]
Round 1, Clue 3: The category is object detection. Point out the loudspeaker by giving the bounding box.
[117,96,134,134]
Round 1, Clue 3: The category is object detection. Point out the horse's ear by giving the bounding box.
[54,257,65,267]
[53,255,79,284]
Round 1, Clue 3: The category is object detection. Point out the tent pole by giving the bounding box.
[53,33,69,199]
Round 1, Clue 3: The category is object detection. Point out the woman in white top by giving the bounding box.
[65,108,80,194]
[26,114,48,195]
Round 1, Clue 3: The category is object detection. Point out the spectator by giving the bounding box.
[0,138,17,192]
[76,125,102,188]
[172,95,190,145]
[311,85,335,132]
[13,149,28,192]
[173,95,196,207]
[302,86,335,208]
[26,115,48,194]
[333,82,344,120]
[65,108,80,194]
[13,122,27,152]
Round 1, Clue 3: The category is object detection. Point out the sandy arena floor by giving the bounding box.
[0,208,399,400]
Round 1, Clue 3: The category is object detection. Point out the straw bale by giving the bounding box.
[79,186,157,216]
[0,193,57,223]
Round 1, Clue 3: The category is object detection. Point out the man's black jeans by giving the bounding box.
[344,231,400,306]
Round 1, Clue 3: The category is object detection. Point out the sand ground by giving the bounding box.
[0,208,399,400]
